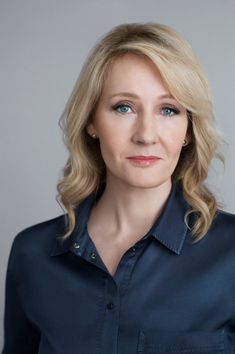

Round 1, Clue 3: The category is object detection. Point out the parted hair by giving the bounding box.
[56,22,224,242]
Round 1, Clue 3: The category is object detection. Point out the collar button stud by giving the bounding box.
[90,252,96,259]
[73,242,80,249]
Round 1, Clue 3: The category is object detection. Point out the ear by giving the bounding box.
[185,131,192,145]
[86,123,96,137]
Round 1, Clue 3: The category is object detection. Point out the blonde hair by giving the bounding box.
[57,22,224,242]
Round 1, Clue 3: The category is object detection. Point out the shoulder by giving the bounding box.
[203,208,235,245]
[213,208,235,230]
[8,214,67,266]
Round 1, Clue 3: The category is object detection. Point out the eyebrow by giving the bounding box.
[109,92,175,100]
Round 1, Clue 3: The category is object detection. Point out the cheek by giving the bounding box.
[98,133,124,161]
[162,124,187,155]
[96,121,127,155]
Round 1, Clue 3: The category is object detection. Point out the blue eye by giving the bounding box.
[161,107,179,117]
[112,104,179,116]
[113,104,132,114]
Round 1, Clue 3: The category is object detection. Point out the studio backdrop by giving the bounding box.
[1,0,235,348]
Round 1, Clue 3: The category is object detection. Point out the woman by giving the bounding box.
[2,22,235,354]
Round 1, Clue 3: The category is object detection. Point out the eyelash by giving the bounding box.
[112,103,180,117]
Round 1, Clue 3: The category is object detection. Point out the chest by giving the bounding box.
[23,240,235,354]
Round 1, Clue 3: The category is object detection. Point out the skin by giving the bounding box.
[86,53,189,249]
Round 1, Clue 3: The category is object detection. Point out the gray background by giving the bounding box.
[1,0,235,347]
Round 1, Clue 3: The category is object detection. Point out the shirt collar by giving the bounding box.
[148,180,191,254]
[50,180,191,257]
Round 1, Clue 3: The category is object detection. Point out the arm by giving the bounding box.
[2,237,41,354]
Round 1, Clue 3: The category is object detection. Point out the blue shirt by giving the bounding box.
[2,181,235,354]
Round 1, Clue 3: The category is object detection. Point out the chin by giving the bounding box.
[125,177,169,190]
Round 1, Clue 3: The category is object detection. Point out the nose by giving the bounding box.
[132,112,158,145]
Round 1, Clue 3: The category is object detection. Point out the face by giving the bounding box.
[87,53,189,190]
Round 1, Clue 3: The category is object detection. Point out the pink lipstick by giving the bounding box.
[127,156,161,166]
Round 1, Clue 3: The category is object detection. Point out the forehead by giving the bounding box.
[105,53,162,80]
[101,53,169,97]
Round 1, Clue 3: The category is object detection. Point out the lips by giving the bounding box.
[126,156,161,166]
[127,156,160,160]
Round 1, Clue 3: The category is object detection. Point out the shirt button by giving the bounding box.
[131,246,136,252]
[73,242,80,249]
[106,302,114,310]
[90,252,96,260]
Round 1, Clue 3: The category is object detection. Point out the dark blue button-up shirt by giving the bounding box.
[2,181,235,353]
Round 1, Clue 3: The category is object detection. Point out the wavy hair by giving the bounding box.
[56,22,224,242]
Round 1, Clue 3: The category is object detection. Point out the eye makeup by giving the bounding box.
[111,101,180,117]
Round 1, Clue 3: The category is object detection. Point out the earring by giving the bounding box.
[183,139,187,146]
[91,133,97,139]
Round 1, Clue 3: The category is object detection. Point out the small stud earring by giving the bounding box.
[91,133,97,139]
[183,139,187,146]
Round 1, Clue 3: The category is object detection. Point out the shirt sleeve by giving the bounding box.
[2,236,41,354]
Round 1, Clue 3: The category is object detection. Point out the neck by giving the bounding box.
[89,176,173,240]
